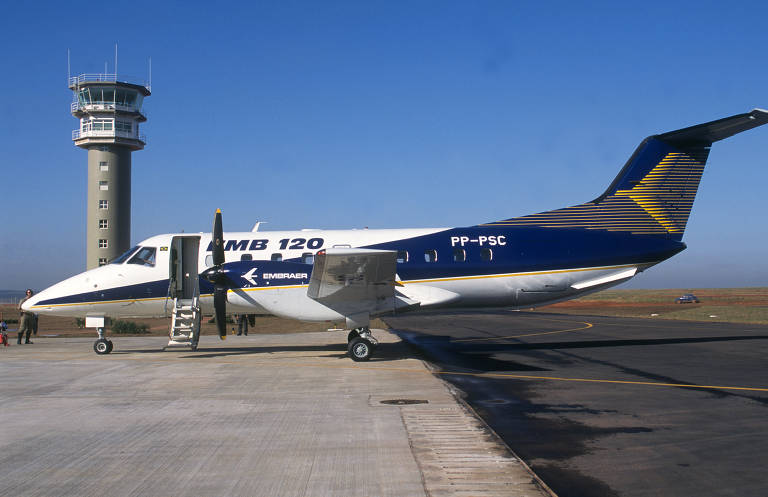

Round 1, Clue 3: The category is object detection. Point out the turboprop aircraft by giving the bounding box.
[24,109,768,360]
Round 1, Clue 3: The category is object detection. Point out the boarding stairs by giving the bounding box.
[166,297,201,350]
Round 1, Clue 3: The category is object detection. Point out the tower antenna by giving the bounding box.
[115,42,118,78]
[67,49,71,84]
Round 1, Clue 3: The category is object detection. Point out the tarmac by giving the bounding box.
[0,330,552,497]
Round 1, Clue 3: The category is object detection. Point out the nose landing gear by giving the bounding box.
[94,337,113,354]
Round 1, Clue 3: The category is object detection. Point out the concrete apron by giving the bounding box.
[0,330,552,497]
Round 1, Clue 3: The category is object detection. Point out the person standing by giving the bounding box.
[17,289,35,345]
[236,314,248,336]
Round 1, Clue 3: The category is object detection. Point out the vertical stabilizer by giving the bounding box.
[485,109,768,240]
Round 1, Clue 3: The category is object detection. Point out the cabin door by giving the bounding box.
[169,236,200,300]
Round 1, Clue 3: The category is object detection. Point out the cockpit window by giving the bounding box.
[128,246,156,267]
[111,246,140,264]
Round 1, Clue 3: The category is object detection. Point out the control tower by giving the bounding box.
[69,74,150,269]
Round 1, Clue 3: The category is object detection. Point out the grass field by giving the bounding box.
[537,287,768,325]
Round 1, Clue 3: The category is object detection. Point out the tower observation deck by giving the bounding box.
[69,73,151,269]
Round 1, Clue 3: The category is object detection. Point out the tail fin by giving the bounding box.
[485,109,768,240]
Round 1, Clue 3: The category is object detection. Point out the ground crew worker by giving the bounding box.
[17,289,35,345]
[237,314,248,336]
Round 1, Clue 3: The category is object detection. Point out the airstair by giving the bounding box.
[166,297,202,350]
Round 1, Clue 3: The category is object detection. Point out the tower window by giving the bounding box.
[98,258,108,266]
[99,219,108,230]
[99,161,109,172]
[90,119,113,131]
[98,239,108,249]
[99,200,109,210]
[99,181,108,191]
[116,120,133,133]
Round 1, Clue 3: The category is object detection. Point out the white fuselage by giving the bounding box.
[24,226,649,321]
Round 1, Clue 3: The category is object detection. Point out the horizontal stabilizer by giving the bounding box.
[571,267,637,290]
[658,108,768,146]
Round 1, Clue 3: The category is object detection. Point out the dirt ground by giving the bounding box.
[536,287,768,324]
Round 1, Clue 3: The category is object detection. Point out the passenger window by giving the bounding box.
[396,250,409,264]
[128,246,156,267]
[424,250,437,263]
[271,253,282,261]
[480,248,493,262]
[241,254,253,261]
[302,252,314,264]
[453,248,466,262]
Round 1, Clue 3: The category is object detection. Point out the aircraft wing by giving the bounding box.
[307,248,398,317]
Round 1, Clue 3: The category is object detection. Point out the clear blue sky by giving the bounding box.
[1,1,766,291]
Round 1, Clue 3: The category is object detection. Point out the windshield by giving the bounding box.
[111,246,140,264]
[128,246,156,267]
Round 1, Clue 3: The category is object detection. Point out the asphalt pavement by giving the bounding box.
[385,310,768,497]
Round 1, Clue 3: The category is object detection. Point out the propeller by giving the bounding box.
[201,209,228,340]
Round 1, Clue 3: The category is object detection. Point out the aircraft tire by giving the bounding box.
[106,340,114,353]
[94,338,111,355]
[348,337,374,362]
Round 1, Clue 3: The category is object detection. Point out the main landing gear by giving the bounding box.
[347,327,378,362]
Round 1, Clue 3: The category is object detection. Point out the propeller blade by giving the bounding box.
[212,209,225,266]
[214,286,227,340]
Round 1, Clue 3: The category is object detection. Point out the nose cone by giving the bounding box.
[20,268,99,317]
[21,294,38,312]
[21,285,56,313]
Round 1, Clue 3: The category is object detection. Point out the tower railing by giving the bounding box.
[69,73,117,86]
[72,129,147,143]
[68,73,151,92]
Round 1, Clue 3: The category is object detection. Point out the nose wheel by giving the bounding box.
[93,326,113,354]
[94,338,113,355]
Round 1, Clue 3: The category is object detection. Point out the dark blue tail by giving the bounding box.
[484,109,768,241]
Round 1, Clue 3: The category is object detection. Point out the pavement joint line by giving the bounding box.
[514,312,768,332]
[453,316,594,342]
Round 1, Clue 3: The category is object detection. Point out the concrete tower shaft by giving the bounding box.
[69,74,150,269]
[87,146,131,267]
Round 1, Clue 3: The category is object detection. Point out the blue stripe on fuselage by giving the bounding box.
[36,279,171,306]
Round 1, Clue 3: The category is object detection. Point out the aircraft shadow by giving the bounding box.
[112,340,416,362]
[405,334,768,352]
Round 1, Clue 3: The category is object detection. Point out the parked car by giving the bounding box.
[675,294,700,304]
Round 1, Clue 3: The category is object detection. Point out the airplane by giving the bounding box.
[23,109,768,361]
